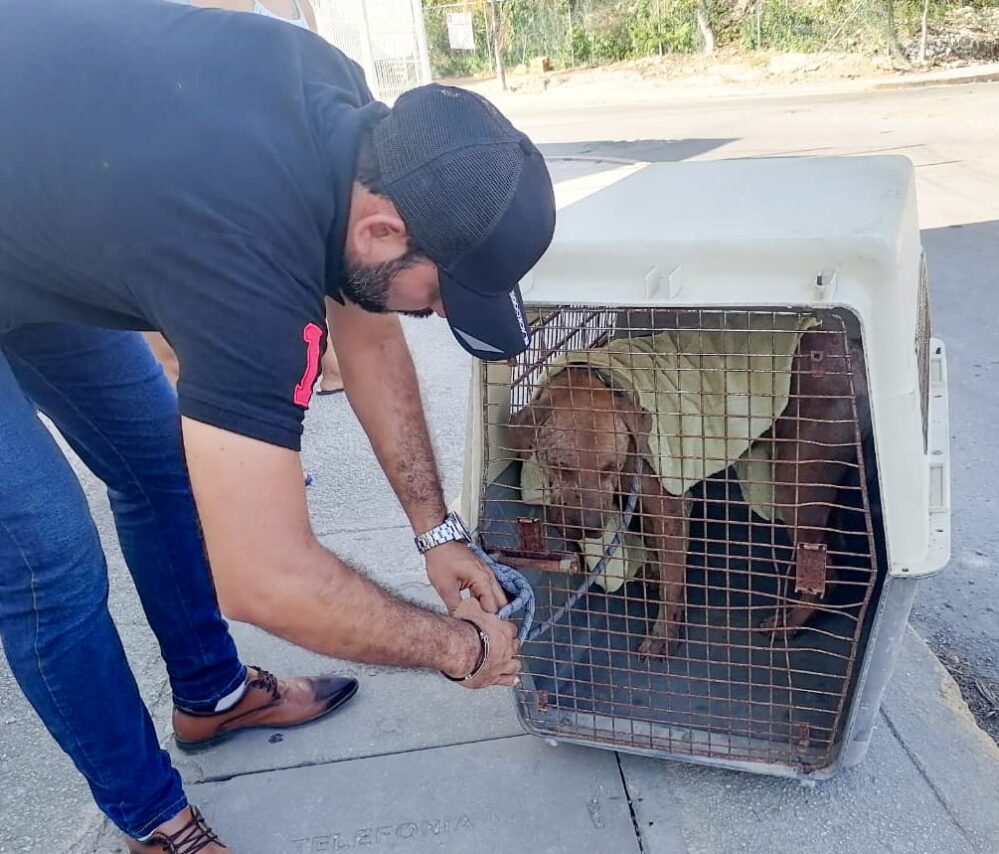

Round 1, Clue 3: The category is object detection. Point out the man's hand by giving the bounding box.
[443,598,521,689]
[425,541,508,614]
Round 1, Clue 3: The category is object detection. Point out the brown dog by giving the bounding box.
[507,325,867,656]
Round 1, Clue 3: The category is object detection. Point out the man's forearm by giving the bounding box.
[247,539,478,674]
[179,414,480,675]
[340,319,448,533]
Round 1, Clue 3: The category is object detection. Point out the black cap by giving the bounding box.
[371,84,555,361]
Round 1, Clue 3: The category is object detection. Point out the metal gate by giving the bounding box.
[477,305,885,774]
[313,0,432,102]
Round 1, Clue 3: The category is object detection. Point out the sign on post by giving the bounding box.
[446,11,475,50]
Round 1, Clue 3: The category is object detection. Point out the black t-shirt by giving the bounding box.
[0,0,386,449]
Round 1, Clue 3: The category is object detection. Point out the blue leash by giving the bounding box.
[474,472,642,643]
[470,543,537,642]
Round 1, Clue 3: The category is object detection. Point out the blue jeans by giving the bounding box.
[0,323,246,838]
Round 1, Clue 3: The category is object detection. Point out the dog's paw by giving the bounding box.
[638,634,673,659]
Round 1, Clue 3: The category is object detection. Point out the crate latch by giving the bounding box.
[795,542,828,596]
[517,517,545,553]
[487,517,582,575]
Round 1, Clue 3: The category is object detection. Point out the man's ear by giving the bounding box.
[349,211,409,264]
[506,388,553,459]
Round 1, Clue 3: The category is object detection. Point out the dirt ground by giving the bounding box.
[456,47,999,109]
[934,642,999,744]
[495,46,896,94]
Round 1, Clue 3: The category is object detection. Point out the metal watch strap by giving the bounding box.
[414,511,470,554]
[440,619,489,682]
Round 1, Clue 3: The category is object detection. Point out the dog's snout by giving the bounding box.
[554,505,605,542]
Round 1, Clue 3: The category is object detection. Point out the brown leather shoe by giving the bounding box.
[173,666,358,752]
[125,805,231,853]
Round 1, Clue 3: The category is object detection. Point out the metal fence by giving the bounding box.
[313,0,433,101]
[422,0,999,79]
[424,0,661,78]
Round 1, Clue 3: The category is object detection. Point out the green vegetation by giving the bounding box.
[422,0,999,77]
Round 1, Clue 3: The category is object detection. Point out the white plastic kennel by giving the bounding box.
[459,155,951,779]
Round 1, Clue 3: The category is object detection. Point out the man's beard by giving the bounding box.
[341,250,434,319]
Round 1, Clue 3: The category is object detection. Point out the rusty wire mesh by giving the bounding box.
[477,306,883,772]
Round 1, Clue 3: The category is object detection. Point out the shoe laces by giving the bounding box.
[246,666,279,700]
[147,806,223,853]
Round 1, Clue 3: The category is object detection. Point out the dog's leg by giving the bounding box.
[636,469,691,657]
[760,328,862,636]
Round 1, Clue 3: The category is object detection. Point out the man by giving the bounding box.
[0,1,555,852]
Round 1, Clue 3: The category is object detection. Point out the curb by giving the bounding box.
[471,63,999,112]
[868,67,999,91]
[881,627,999,850]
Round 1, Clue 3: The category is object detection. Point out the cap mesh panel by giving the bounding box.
[372,86,527,267]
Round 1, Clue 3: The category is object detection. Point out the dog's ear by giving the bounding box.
[612,390,652,454]
[506,388,553,459]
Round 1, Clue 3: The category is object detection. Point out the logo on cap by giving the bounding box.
[510,292,530,344]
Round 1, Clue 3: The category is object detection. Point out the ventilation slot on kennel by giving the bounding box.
[916,255,932,452]
[476,306,884,774]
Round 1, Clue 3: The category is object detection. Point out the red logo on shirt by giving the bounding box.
[293,322,325,407]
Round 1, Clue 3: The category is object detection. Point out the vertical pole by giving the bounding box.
[356,0,381,100]
[482,0,493,67]
[489,0,507,90]
[882,0,909,66]
[409,0,434,84]
[568,4,574,68]
[696,0,714,55]
[919,0,930,64]
[659,0,664,57]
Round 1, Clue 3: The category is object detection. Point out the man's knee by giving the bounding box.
[0,504,109,641]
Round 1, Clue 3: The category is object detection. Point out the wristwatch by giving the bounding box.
[414,511,471,555]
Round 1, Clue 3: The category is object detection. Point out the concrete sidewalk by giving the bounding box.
[80,566,999,854]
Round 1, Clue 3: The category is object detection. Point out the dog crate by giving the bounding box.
[459,155,950,779]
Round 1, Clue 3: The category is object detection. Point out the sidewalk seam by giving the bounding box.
[314,523,411,538]
[615,752,647,854]
[879,707,978,851]
[191,731,529,785]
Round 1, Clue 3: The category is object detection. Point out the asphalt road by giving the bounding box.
[1,81,997,852]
